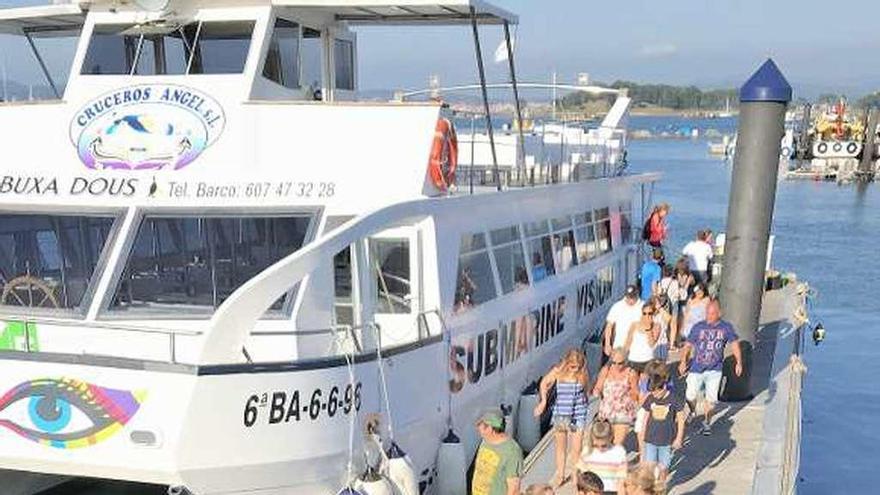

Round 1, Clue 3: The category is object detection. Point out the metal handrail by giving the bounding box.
[3,316,203,336]
[416,308,448,340]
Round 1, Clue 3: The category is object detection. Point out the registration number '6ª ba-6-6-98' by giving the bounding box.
[243,383,362,427]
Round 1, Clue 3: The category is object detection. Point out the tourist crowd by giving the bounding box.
[469,203,744,495]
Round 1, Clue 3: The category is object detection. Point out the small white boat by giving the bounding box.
[0,1,656,494]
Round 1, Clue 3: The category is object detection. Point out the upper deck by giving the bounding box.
[0,0,525,216]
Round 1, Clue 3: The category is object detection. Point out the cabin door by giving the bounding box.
[369,229,421,348]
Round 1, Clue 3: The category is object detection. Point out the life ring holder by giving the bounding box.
[428,118,458,192]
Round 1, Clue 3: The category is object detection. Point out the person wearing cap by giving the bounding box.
[472,409,523,495]
[603,285,644,359]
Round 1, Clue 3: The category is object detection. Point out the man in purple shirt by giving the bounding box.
[678,300,743,435]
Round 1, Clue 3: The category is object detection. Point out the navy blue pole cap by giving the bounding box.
[739,59,792,103]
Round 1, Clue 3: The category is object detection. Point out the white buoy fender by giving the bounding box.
[436,429,468,495]
[517,387,541,451]
[385,442,419,495]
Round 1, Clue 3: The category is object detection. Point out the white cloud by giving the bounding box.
[639,43,678,58]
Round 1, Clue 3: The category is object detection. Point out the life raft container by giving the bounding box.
[428,118,458,191]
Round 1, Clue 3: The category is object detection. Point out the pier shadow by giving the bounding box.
[40,479,166,495]
[663,317,794,494]
[666,402,742,490]
[677,481,718,495]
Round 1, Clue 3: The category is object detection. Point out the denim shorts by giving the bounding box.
[552,414,587,432]
[644,443,672,469]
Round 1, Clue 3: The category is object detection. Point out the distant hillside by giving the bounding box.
[560,81,737,112]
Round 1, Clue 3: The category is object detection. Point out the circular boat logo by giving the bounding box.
[69,84,225,171]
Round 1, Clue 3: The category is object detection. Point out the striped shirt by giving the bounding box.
[553,380,588,422]
[576,445,628,492]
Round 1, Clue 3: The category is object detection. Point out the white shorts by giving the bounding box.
[686,370,723,404]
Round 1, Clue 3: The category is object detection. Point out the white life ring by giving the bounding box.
[846,142,859,155]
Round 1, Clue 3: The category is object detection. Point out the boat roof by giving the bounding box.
[271,0,518,25]
[0,0,516,35]
[0,4,85,35]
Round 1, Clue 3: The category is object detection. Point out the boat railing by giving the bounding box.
[1,316,371,364]
[5,315,203,363]
[415,308,446,340]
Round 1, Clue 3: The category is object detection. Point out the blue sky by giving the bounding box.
[2,0,880,97]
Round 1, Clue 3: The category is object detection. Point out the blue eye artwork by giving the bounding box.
[0,378,146,449]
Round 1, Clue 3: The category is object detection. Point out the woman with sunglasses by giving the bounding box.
[624,305,661,373]
[534,348,591,487]
[592,348,640,448]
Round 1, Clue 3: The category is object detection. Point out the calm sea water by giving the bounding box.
[627,123,880,494]
[51,117,877,494]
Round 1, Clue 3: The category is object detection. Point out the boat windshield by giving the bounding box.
[0,28,80,101]
[0,213,118,312]
[108,214,314,316]
[82,21,255,76]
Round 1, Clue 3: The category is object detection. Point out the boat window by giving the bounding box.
[334,39,355,91]
[619,201,633,245]
[594,207,612,255]
[525,220,549,237]
[301,27,323,99]
[1,28,80,100]
[490,226,528,294]
[523,220,556,283]
[82,21,254,75]
[333,247,354,326]
[190,22,255,74]
[460,233,487,252]
[371,239,410,314]
[110,215,312,315]
[574,211,597,263]
[263,18,301,89]
[550,216,572,231]
[455,233,496,313]
[548,216,578,274]
[0,214,117,312]
[82,24,140,75]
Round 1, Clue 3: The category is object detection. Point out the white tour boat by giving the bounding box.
[0,1,657,494]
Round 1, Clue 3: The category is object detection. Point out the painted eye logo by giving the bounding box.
[0,378,146,449]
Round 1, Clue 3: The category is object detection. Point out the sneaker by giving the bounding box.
[701,420,712,436]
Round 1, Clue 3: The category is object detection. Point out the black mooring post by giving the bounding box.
[858,108,879,182]
[719,59,791,401]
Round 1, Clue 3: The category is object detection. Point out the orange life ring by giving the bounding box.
[428,118,458,191]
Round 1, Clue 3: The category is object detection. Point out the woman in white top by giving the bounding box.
[624,304,660,373]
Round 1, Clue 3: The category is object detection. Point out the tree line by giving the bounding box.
[559,81,738,111]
